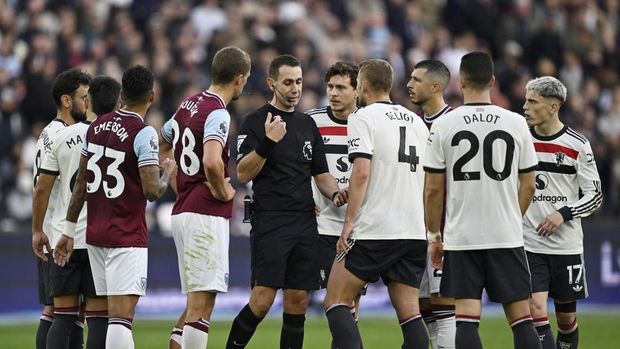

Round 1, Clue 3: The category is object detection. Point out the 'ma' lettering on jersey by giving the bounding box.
[93,118,129,142]
[65,134,84,149]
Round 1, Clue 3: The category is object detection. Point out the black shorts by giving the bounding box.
[50,249,98,298]
[344,239,427,287]
[527,251,588,301]
[441,247,531,303]
[37,254,53,305]
[318,235,338,289]
[250,211,319,290]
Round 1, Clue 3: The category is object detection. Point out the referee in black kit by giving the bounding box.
[226,54,346,349]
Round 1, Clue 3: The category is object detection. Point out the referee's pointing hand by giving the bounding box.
[265,112,287,142]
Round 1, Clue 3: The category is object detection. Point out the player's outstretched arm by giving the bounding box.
[32,173,55,261]
[203,140,235,202]
[139,158,176,201]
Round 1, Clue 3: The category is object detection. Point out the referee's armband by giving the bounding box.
[427,230,441,243]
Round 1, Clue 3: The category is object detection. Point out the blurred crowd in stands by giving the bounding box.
[0,0,618,234]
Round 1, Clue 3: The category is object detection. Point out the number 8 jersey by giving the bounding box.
[422,103,538,250]
[83,109,160,247]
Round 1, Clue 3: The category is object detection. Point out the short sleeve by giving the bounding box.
[236,115,259,162]
[161,117,174,144]
[422,122,446,173]
[134,126,160,167]
[518,120,538,173]
[347,113,374,161]
[310,118,328,175]
[204,109,230,146]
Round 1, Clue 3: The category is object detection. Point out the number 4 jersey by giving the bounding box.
[40,121,91,249]
[83,109,159,248]
[347,102,428,240]
[422,103,538,251]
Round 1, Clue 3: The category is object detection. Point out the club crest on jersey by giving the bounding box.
[302,141,313,160]
[555,152,565,166]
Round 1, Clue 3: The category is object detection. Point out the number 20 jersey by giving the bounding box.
[422,104,538,251]
[83,109,159,248]
[347,102,428,240]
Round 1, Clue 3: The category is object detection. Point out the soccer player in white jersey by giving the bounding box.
[31,69,91,349]
[306,61,359,312]
[324,59,430,349]
[422,52,541,349]
[522,76,602,349]
[48,76,122,349]
[407,59,456,349]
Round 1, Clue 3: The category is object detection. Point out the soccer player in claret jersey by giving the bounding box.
[160,46,251,349]
[54,65,176,349]
[32,69,91,349]
[324,59,430,349]
[522,76,603,349]
[40,76,121,349]
[422,51,541,349]
[306,61,359,311]
[407,59,456,349]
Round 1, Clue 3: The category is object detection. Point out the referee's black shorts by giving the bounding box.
[441,247,532,303]
[250,211,319,290]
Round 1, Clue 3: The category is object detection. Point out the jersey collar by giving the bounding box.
[326,106,347,125]
[530,125,568,141]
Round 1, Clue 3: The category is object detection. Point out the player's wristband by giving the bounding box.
[331,191,339,201]
[427,230,441,243]
[64,221,77,239]
[255,137,276,158]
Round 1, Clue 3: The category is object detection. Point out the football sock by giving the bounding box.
[557,319,579,349]
[533,317,554,349]
[455,315,482,349]
[47,307,79,349]
[326,304,362,349]
[106,317,134,349]
[422,309,438,349]
[69,316,84,349]
[400,314,429,349]
[226,304,264,348]
[183,319,210,349]
[36,312,53,349]
[86,311,109,349]
[280,313,305,349]
[433,305,456,349]
[510,316,540,349]
[169,326,183,348]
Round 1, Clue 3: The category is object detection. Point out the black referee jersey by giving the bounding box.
[237,103,329,212]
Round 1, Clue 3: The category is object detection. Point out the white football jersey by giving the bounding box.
[423,103,538,250]
[40,121,89,249]
[523,126,602,255]
[33,119,67,249]
[307,106,350,236]
[347,102,428,240]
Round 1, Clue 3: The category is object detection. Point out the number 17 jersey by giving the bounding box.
[422,104,538,251]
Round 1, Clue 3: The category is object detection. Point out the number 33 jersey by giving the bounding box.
[422,103,538,251]
[84,109,159,248]
[347,102,428,240]
[40,121,91,249]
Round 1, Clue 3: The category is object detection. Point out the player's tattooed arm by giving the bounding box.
[139,158,177,201]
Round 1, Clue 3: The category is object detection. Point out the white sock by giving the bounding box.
[183,319,210,349]
[106,319,134,349]
[427,320,438,349]
[436,316,456,348]
[170,327,183,348]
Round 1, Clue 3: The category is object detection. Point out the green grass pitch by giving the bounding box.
[0,314,617,348]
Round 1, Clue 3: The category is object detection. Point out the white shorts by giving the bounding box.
[172,212,229,293]
[86,245,148,296]
[419,250,442,298]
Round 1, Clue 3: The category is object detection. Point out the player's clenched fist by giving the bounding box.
[265,112,287,142]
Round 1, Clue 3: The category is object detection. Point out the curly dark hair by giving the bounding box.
[51,69,91,107]
[121,65,154,104]
[324,62,358,89]
[89,76,121,116]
